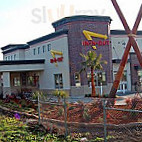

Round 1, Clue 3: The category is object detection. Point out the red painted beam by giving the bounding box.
[109,1,142,97]
[111,0,131,34]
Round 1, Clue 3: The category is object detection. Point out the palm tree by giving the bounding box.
[80,51,107,97]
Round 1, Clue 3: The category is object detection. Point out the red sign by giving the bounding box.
[50,57,63,63]
[82,40,109,46]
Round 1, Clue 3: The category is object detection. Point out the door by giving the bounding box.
[114,71,127,94]
[117,81,127,94]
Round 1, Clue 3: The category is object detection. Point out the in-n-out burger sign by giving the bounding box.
[50,50,63,66]
[82,30,109,50]
[50,57,63,63]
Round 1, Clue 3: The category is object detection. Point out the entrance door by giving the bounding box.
[114,71,127,94]
[117,81,127,94]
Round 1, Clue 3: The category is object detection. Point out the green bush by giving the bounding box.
[32,91,44,100]
[53,90,69,103]
[83,108,91,121]
[0,115,114,142]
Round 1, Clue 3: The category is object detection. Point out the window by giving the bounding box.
[74,73,81,87]
[42,45,46,53]
[138,70,142,85]
[114,71,127,91]
[54,74,63,89]
[8,56,10,60]
[47,44,51,51]
[38,47,40,54]
[87,71,107,87]
[21,72,26,86]
[13,77,20,86]
[121,71,127,82]
[27,73,39,87]
[114,71,127,82]
[11,55,13,60]
[14,54,16,60]
[5,57,7,61]
[33,49,36,55]
[96,72,107,86]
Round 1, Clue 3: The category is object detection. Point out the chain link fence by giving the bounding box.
[38,94,142,141]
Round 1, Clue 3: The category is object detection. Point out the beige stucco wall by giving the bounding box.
[3,49,25,61]
[25,35,71,91]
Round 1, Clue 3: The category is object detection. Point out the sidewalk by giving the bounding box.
[116,93,142,105]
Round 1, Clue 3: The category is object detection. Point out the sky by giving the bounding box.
[0,0,142,59]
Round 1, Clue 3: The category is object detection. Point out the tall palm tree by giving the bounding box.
[80,51,107,97]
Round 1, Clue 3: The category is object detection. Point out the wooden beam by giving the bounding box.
[109,0,142,97]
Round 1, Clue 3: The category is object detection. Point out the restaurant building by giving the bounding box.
[0,15,142,97]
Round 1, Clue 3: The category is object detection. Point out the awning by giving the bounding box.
[0,59,45,72]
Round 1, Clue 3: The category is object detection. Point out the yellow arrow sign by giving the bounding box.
[83,30,108,49]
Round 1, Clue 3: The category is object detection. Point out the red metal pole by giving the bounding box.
[109,1,142,97]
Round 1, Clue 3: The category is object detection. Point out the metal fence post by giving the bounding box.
[38,94,41,125]
[103,99,107,142]
[63,98,68,137]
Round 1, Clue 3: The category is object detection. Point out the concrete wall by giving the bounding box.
[3,72,11,98]
[70,83,112,96]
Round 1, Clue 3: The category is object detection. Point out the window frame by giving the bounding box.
[87,71,107,87]
[54,74,63,89]
[47,44,51,51]
[14,54,16,60]
[33,49,36,55]
[27,73,39,87]
[38,47,40,54]
[74,73,81,87]
[13,77,21,87]
[42,45,46,53]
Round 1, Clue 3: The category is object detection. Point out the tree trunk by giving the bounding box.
[91,67,96,97]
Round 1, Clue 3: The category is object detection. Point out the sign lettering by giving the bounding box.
[83,30,109,49]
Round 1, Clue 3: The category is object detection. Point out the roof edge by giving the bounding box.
[52,15,112,28]
[111,30,142,35]
[27,29,68,46]
[1,44,27,50]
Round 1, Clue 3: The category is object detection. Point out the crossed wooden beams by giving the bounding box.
[109,0,142,97]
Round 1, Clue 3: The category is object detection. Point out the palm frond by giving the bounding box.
[80,51,107,73]
[79,67,87,73]
[80,53,88,60]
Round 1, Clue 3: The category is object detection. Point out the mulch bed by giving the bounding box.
[40,100,142,125]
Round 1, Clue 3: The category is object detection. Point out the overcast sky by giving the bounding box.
[0,0,142,59]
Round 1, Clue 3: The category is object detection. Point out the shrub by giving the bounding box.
[53,90,69,103]
[58,108,64,117]
[32,91,44,100]
[20,100,27,108]
[83,108,91,121]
